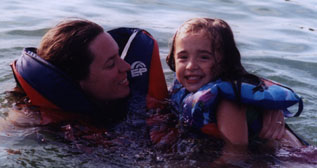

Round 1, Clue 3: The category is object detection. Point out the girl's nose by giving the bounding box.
[186,59,199,71]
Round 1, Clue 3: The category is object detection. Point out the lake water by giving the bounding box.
[0,0,316,167]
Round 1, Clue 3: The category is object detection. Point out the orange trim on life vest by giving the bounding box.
[201,123,222,138]
[146,33,168,109]
[10,61,60,110]
[263,78,275,87]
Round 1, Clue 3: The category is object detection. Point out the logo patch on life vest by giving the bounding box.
[131,61,147,77]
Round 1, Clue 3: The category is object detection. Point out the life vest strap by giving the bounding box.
[121,29,139,60]
[283,97,303,117]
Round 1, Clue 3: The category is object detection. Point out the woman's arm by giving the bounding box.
[216,99,248,145]
[260,110,304,147]
[259,110,285,140]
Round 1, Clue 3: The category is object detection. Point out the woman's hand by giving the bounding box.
[259,110,285,140]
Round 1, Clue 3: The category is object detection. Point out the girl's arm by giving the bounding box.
[216,99,248,145]
[214,99,249,165]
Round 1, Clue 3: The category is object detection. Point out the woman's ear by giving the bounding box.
[79,79,87,92]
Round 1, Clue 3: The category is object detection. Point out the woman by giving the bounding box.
[10,19,168,126]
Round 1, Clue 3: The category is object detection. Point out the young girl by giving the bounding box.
[166,18,305,147]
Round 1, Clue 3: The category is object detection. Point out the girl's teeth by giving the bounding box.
[188,76,199,80]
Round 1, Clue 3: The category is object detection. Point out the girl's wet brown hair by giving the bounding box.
[166,18,259,84]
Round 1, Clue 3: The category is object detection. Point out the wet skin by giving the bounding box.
[79,32,131,103]
[174,32,221,92]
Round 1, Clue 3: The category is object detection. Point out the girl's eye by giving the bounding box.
[199,54,213,60]
[180,56,187,59]
[177,55,188,60]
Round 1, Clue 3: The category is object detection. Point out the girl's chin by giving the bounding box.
[184,85,200,92]
[184,81,210,92]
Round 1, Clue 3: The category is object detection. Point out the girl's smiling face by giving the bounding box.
[174,31,221,92]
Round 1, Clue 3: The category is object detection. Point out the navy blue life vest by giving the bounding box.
[11,28,168,113]
[108,28,168,109]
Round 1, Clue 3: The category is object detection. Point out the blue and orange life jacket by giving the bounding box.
[170,78,303,137]
[11,28,168,113]
[108,28,168,109]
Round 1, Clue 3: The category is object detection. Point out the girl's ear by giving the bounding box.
[166,32,179,72]
[167,48,176,71]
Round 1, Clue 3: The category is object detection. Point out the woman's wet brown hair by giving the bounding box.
[37,19,104,81]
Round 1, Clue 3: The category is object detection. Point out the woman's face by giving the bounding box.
[174,31,221,92]
[80,32,131,103]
